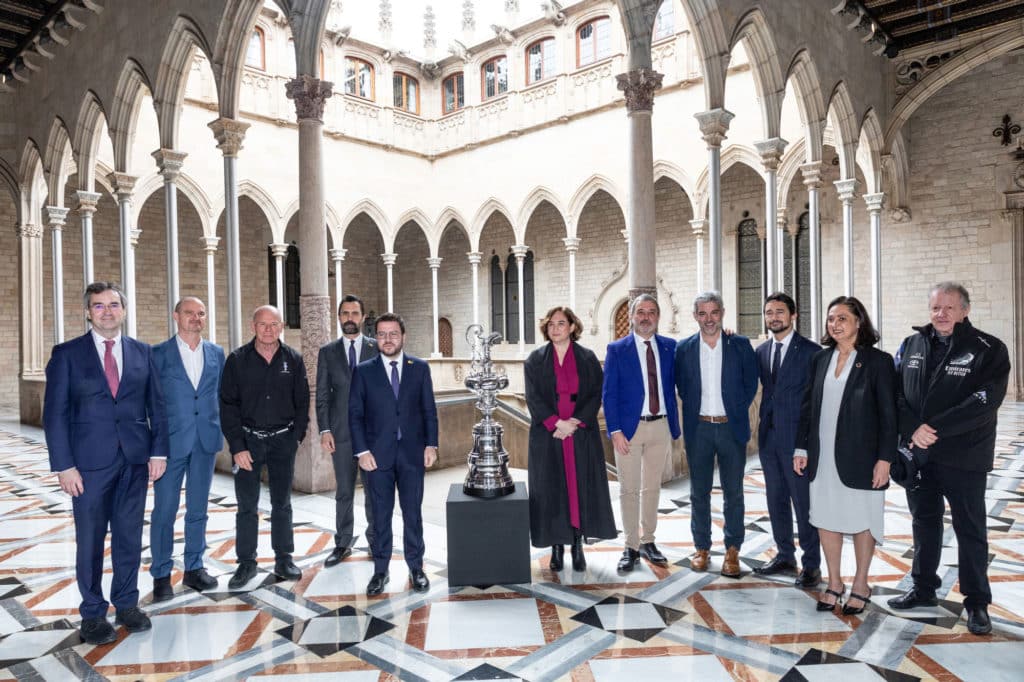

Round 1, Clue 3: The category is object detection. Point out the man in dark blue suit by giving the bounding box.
[752,293,821,587]
[602,294,680,572]
[674,291,758,577]
[43,282,168,644]
[150,297,225,601]
[349,312,439,596]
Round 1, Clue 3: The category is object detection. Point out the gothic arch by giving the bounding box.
[695,144,765,201]
[884,130,911,214]
[340,199,391,248]
[470,198,516,245]
[567,175,624,237]
[653,160,697,201]
[675,0,729,109]
[825,81,859,180]
[729,9,786,139]
[433,206,471,245]
[516,187,568,237]
[392,208,433,254]
[43,118,73,207]
[132,171,215,238]
[325,201,342,248]
[154,15,216,151]
[785,49,827,163]
[232,179,284,238]
[72,91,108,192]
[211,0,264,120]
[776,137,806,209]
[109,59,154,173]
[18,139,45,221]
[857,108,884,194]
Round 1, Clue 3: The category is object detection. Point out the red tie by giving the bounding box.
[646,340,660,414]
[103,339,119,397]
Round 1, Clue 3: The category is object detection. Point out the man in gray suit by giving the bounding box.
[316,294,379,567]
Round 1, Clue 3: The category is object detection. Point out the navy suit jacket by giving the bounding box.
[756,332,820,450]
[348,354,439,470]
[44,332,169,472]
[153,337,225,458]
[602,333,681,441]
[674,332,759,448]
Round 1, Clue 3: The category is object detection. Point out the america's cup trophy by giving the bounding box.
[463,324,516,498]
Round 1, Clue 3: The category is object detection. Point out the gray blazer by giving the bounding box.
[315,335,378,457]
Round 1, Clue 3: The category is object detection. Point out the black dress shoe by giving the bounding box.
[794,567,822,589]
[273,557,302,581]
[367,572,389,596]
[228,561,258,589]
[753,555,798,576]
[324,546,352,568]
[152,576,173,603]
[115,607,152,632]
[410,569,430,593]
[80,617,117,645]
[639,542,668,566]
[549,545,564,571]
[182,568,218,591]
[967,606,992,635]
[887,587,938,610]
[617,548,640,573]
[571,535,586,571]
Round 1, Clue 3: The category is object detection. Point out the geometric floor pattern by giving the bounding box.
[0,404,1021,680]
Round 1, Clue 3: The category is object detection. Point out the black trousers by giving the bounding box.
[331,441,374,549]
[234,431,298,563]
[907,462,990,608]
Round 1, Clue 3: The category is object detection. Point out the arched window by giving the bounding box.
[613,300,630,339]
[490,255,504,338]
[737,218,763,337]
[393,72,420,114]
[784,212,812,336]
[246,28,265,70]
[439,318,453,357]
[481,56,508,100]
[526,37,556,84]
[505,252,520,343]
[269,243,302,328]
[653,2,674,40]
[523,251,535,343]
[577,17,611,67]
[443,72,464,113]
[344,57,374,99]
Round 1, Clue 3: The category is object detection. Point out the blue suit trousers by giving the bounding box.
[150,434,217,578]
[759,434,819,569]
[365,452,425,575]
[688,422,746,551]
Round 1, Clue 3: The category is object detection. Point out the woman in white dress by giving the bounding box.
[794,296,897,615]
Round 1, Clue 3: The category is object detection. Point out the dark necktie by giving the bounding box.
[645,340,660,414]
[771,342,782,383]
[390,360,400,398]
[103,339,119,397]
[348,340,357,372]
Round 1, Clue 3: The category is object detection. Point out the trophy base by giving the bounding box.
[462,481,516,499]
[447,483,531,586]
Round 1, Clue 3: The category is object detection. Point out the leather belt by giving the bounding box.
[699,415,728,423]
[244,423,293,439]
[639,414,666,422]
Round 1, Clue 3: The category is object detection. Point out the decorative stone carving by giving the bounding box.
[462,0,475,32]
[423,5,436,49]
[573,63,612,86]
[894,49,961,95]
[420,61,441,79]
[45,206,69,229]
[202,235,220,253]
[75,190,100,215]
[755,138,787,172]
[521,83,557,103]
[800,161,825,189]
[491,24,515,45]
[299,294,332,386]
[152,149,187,182]
[17,223,41,238]
[505,1,519,12]
[208,117,250,157]
[378,0,392,36]
[344,100,379,118]
[448,39,471,62]
[616,68,663,112]
[695,109,734,147]
[393,113,424,131]
[286,75,334,122]
[542,1,566,26]
[888,207,912,222]
[438,112,466,131]
[107,172,137,199]
[478,98,509,118]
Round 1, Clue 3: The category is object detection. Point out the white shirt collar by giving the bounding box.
[633,331,656,347]
[91,329,121,347]
[773,328,795,349]
[175,335,203,352]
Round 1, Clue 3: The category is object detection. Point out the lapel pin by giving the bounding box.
[855,362,862,368]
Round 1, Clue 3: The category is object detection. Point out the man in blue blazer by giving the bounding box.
[753,293,821,587]
[602,294,680,573]
[674,291,758,577]
[150,297,225,601]
[43,282,168,645]
[349,313,439,597]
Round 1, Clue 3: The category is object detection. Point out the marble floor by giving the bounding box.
[0,405,1022,680]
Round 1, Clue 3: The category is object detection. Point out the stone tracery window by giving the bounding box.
[393,72,419,114]
[526,37,556,84]
[736,218,763,337]
[490,255,504,338]
[577,17,611,67]
[481,56,508,100]
[783,212,812,336]
[246,28,265,70]
[344,57,375,100]
[653,2,674,41]
[443,72,464,113]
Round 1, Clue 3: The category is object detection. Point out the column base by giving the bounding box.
[294,293,334,493]
[18,374,45,427]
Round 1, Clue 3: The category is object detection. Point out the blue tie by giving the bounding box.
[348,341,357,372]
[771,342,782,383]
[391,361,401,440]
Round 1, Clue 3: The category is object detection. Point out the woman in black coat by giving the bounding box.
[794,296,896,615]
[525,305,616,572]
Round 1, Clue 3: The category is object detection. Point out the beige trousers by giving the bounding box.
[615,418,672,549]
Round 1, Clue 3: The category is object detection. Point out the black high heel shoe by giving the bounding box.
[817,585,845,612]
[842,590,872,616]
[571,533,586,571]
[549,545,564,571]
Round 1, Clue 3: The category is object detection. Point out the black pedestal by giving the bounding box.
[445,482,531,587]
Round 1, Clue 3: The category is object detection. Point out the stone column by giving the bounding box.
[382,252,397,312]
[511,244,529,355]
[864,192,885,342]
[208,118,250,350]
[108,172,138,337]
[756,222,767,306]
[755,138,787,293]
[75,190,100,286]
[616,68,663,300]
[45,206,69,343]
[330,248,346,338]
[467,251,482,325]
[562,237,580,309]
[695,109,734,291]
[781,210,798,292]
[202,236,220,344]
[690,218,706,290]
[801,162,824,340]
[270,243,288,310]
[835,178,858,296]
[18,222,45,377]
[428,256,442,357]
[152,149,187,335]
[1000,197,1024,398]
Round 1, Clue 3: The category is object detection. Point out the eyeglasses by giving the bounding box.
[90,302,122,312]
[376,331,402,340]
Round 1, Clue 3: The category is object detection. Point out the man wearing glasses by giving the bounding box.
[220,305,309,589]
[43,281,168,645]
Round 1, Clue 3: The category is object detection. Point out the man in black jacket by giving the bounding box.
[889,282,1010,635]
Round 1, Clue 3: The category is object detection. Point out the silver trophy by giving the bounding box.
[463,324,516,498]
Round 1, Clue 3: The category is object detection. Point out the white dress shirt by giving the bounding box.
[698,334,727,417]
[381,352,405,382]
[176,335,205,390]
[345,336,363,362]
[633,332,666,417]
[91,329,122,377]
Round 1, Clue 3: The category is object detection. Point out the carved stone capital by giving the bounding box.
[888,206,912,222]
[286,75,334,122]
[75,190,101,214]
[467,250,483,265]
[834,178,859,202]
[427,256,443,269]
[695,108,734,148]
[510,244,530,260]
[689,218,707,237]
[202,235,221,252]
[615,68,663,112]
[270,242,289,259]
[45,205,69,228]
[863,192,885,213]
[381,252,398,267]
[152,149,188,181]
[208,117,250,157]
[17,223,41,238]
[329,248,347,262]
[755,138,788,172]
[130,228,142,247]
[562,237,581,253]
[107,172,137,200]
[800,161,826,189]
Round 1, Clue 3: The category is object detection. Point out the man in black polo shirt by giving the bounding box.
[220,305,309,588]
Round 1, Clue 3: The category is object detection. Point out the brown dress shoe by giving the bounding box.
[690,549,710,572]
[721,546,741,578]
